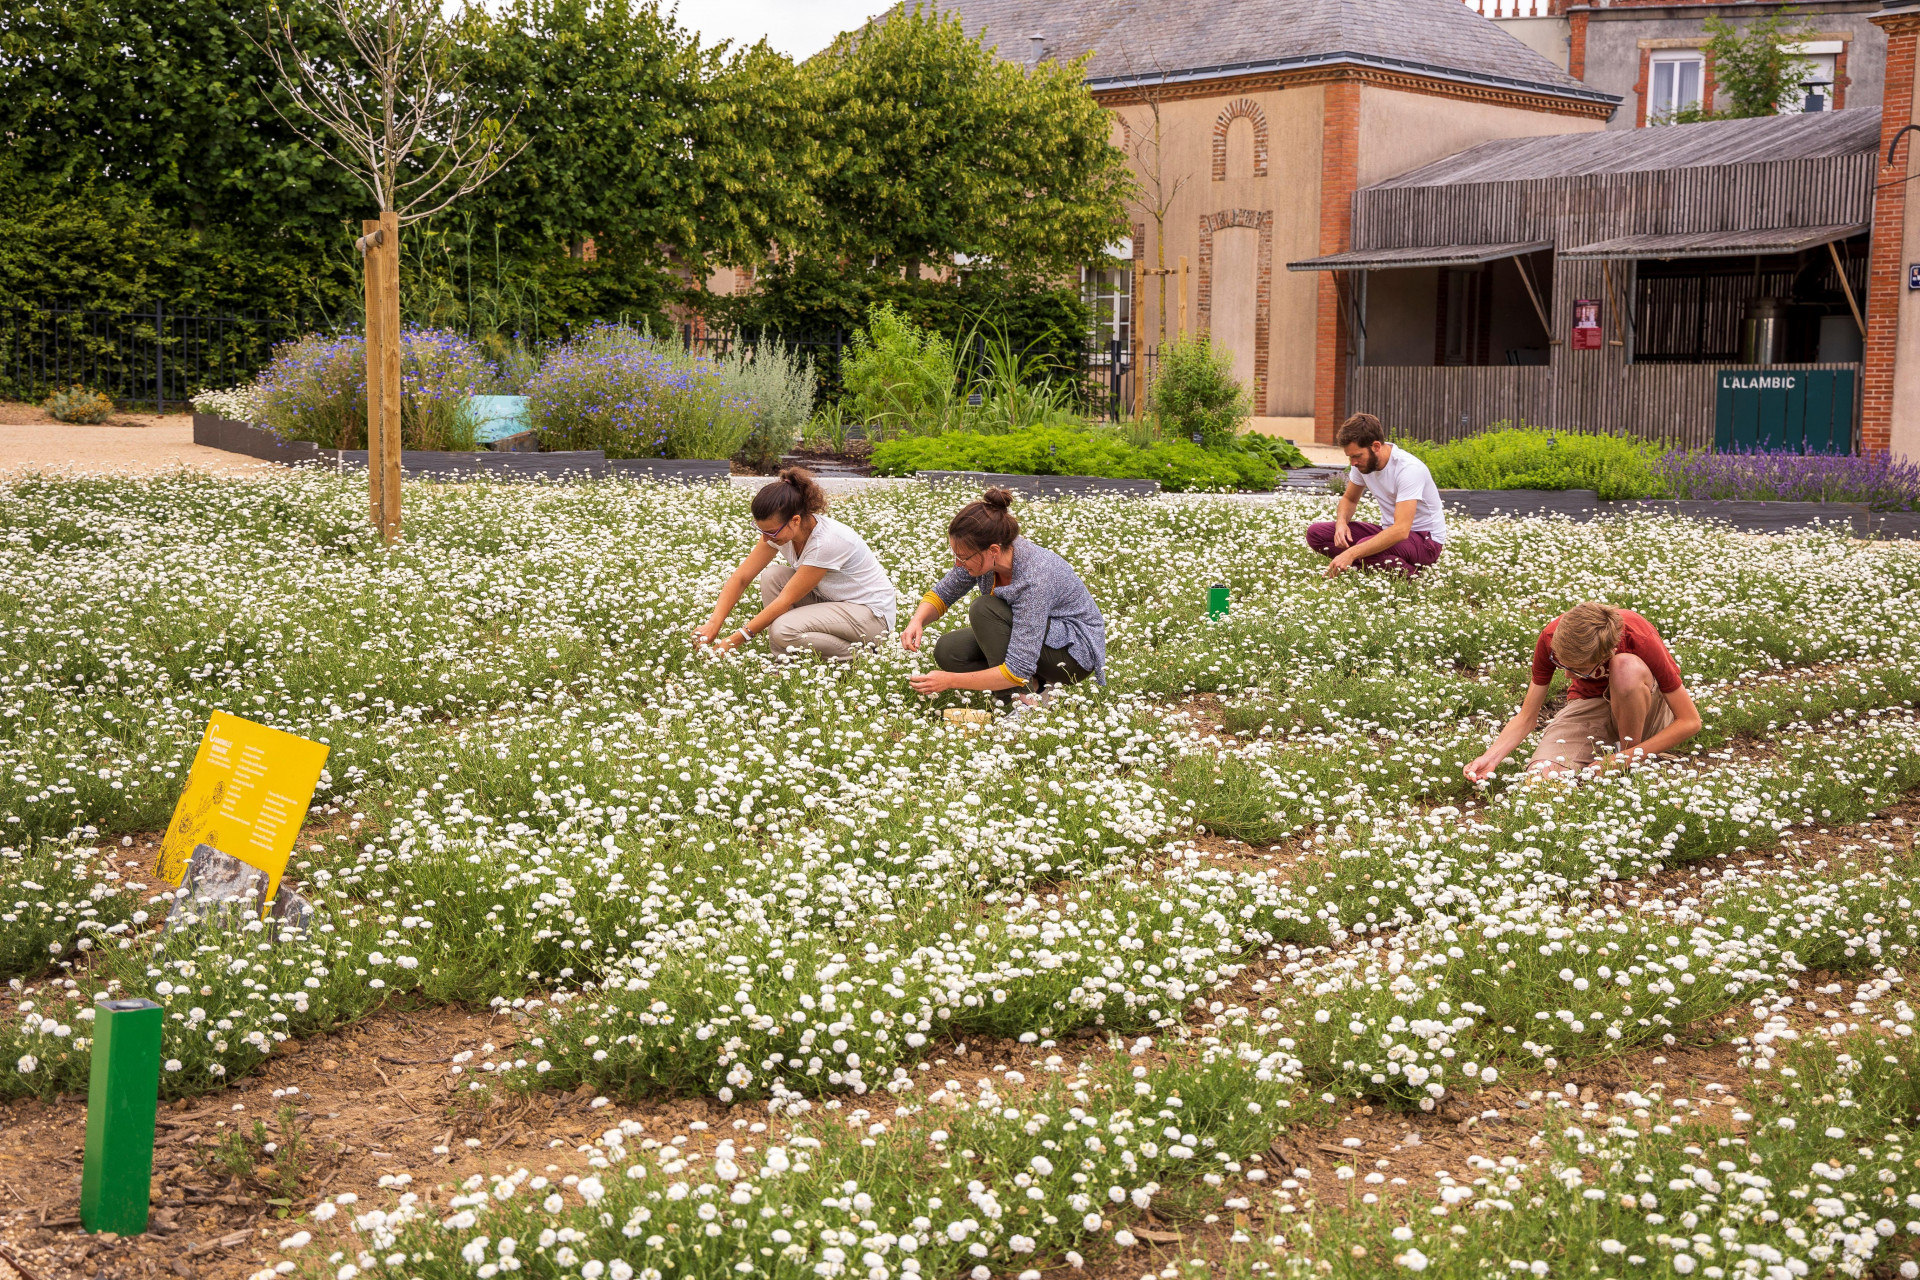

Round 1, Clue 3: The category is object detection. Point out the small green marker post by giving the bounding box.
[81,998,163,1236]
[1208,583,1230,619]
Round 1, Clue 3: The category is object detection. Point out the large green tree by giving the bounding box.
[801,5,1130,279]
[459,0,814,276]
[732,4,1130,345]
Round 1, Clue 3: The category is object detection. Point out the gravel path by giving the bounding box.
[0,404,267,477]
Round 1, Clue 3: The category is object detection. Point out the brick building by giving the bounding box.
[944,0,1618,434]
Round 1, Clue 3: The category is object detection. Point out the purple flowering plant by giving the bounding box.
[1656,448,1920,511]
[258,327,494,451]
[525,325,755,460]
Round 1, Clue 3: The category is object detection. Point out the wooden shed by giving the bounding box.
[1288,109,1877,448]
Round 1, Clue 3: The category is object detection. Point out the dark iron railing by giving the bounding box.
[2,301,1165,425]
[0,304,306,411]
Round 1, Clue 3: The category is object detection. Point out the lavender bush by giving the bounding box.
[258,328,490,451]
[524,324,754,460]
[1657,448,1920,511]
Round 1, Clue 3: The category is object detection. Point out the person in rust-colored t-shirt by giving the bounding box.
[1465,602,1702,780]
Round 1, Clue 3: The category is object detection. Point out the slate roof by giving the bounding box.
[941,0,1617,105]
[1370,106,1883,188]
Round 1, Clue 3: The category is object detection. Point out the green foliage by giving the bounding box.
[868,425,1280,491]
[1149,335,1249,448]
[964,324,1084,434]
[715,339,817,470]
[1401,425,1670,499]
[41,386,115,424]
[477,332,538,394]
[796,5,1130,285]
[838,307,1090,440]
[257,330,487,451]
[459,0,810,285]
[732,3,1125,343]
[1662,9,1817,121]
[0,843,137,979]
[525,325,755,460]
[841,305,964,438]
[0,0,795,332]
[1237,431,1310,470]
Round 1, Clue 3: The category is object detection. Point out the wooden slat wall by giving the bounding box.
[1347,153,1874,443]
[1357,362,1862,449]
[1352,367,1551,441]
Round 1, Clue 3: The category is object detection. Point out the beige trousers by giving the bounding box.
[759,563,889,659]
[1527,686,1676,771]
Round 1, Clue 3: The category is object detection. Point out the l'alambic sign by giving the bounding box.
[157,711,330,910]
[1714,367,1856,455]
[1719,372,1800,392]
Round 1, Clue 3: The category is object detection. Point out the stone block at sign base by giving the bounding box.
[488,431,541,453]
[164,843,312,935]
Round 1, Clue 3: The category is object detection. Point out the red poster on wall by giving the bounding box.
[1572,298,1603,351]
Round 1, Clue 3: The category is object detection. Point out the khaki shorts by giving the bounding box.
[1527,691,1675,771]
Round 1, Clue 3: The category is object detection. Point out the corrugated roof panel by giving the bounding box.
[1287,241,1553,271]
[1559,223,1870,259]
[1369,109,1881,190]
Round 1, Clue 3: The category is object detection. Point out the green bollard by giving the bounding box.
[1208,583,1230,619]
[81,998,163,1235]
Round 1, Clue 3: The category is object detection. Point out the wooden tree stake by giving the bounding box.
[1178,256,1190,340]
[376,210,402,542]
[362,219,386,532]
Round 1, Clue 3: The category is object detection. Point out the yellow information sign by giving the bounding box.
[156,711,330,908]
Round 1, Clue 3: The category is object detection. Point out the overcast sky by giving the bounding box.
[674,0,889,59]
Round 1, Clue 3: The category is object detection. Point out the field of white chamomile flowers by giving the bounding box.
[6,468,1920,1280]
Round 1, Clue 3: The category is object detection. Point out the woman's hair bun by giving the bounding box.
[750,465,827,521]
[981,487,1014,509]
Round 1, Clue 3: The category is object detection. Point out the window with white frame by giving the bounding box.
[1781,42,1842,112]
[1648,51,1705,122]
[1081,239,1132,354]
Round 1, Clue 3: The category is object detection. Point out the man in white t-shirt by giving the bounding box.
[1304,412,1448,578]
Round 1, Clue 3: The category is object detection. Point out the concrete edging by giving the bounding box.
[916,470,1161,498]
[190,415,729,483]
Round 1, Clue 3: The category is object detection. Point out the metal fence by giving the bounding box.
[1,301,1164,424]
[0,304,305,412]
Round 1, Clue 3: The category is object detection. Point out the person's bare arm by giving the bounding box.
[1464,682,1553,780]
[695,542,779,644]
[1331,482,1363,548]
[710,563,830,649]
[1326,498,1417,577]
[900,596,945,652]
[909,665,1026,694]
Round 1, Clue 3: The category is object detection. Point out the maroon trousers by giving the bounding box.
[1305,521,1444,576]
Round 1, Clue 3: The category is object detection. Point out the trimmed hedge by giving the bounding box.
[869,426,1280,492]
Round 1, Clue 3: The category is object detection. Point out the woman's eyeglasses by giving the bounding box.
[755,517,795,541]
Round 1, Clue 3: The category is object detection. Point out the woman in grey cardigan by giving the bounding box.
[902,488,1106,705]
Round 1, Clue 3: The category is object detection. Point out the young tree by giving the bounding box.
[256,0,524,539]
[1665,9,1817,123]
[1119,82,1192,346]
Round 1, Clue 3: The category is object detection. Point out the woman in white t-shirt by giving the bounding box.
[694,468,896,659]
